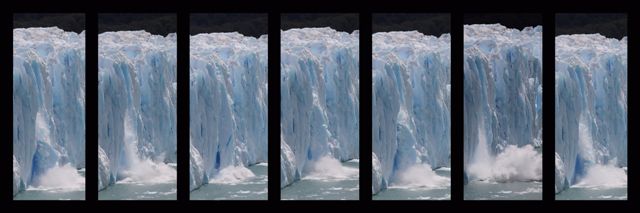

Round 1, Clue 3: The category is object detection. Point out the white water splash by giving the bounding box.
[390,164,450,189]
[209,166,256,184]
[31,164,84,192]
[574,164,627,189]
[119,112,176,184]
[304,156,359,181]
[468,140,542,182]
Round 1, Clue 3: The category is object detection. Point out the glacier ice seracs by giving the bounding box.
[555,34,627,193]
[280,27,359,188]
[190,32,268,191]
[371,31,451,194]
[13,27,85,196]
[463,24,543,183]
[98,31,177,190]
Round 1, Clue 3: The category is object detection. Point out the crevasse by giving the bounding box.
[98,31,177,190]
[371,31,451,194]
[555,34,627,193]
[13,27,86,196]
[189,33,268,191]
[280,27,359,188]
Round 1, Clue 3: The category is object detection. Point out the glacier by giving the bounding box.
[371,31,451,195]
[13,27,85,196]
[189,32,268,191]
[98,31,177,190]
[280,27,359,188]
[463,24,543,183]
[555,34,627,193]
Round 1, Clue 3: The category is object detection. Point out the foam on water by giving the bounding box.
[119,159,176,184]
[209,166,256,184]
[468,144,542,182]
[304,156,359,181]
[574,164,627,189]
[30,164,84,192]
[390,164,450,189]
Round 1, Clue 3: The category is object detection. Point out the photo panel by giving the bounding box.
[463,14,543,200]
[189,13,268,200]
[371,13,451,200]
[6,5,634,206]
[13,13,86,200]
[97,13,177,200]
[555,13,627,200]
[280,13,360,200]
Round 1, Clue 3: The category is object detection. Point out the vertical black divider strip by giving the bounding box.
[268,12,281,202]
[542,12,555,202]
[450,12,463,201]
[86,12,98,202]
[6,11,14,202]
[177,12,190,202]
[627,12,635,202]
[360,11,373,202]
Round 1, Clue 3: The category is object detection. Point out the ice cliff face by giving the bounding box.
[555,34,627,193]
[189,33,268,191]
[371,31,450,194]
[13,27,85,196]
[463,24,543,182]
[98,31,176,190]
[280,27,359,188]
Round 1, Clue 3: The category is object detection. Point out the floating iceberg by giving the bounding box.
[555,34,627,193]
[371,31,451,194]
[13,27,85,196]
[98,31,177,190]
[280,27,359,188]
[463,24,543,183]
[189,32,268,191]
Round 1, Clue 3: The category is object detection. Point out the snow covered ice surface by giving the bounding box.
[13,27,86,200]
[463,24,542,200]
[280,27,359,200]
[555,34,627,200]
[371,31,451,199]
[189,32,268,199]
[98,31,177,200]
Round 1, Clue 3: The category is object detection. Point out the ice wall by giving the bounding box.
[371,31,451,194]
[98,31,176,190]
[280,27,359,188]
[189,33,268,191]
[13,27,85,196]
[555,34,627,193]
